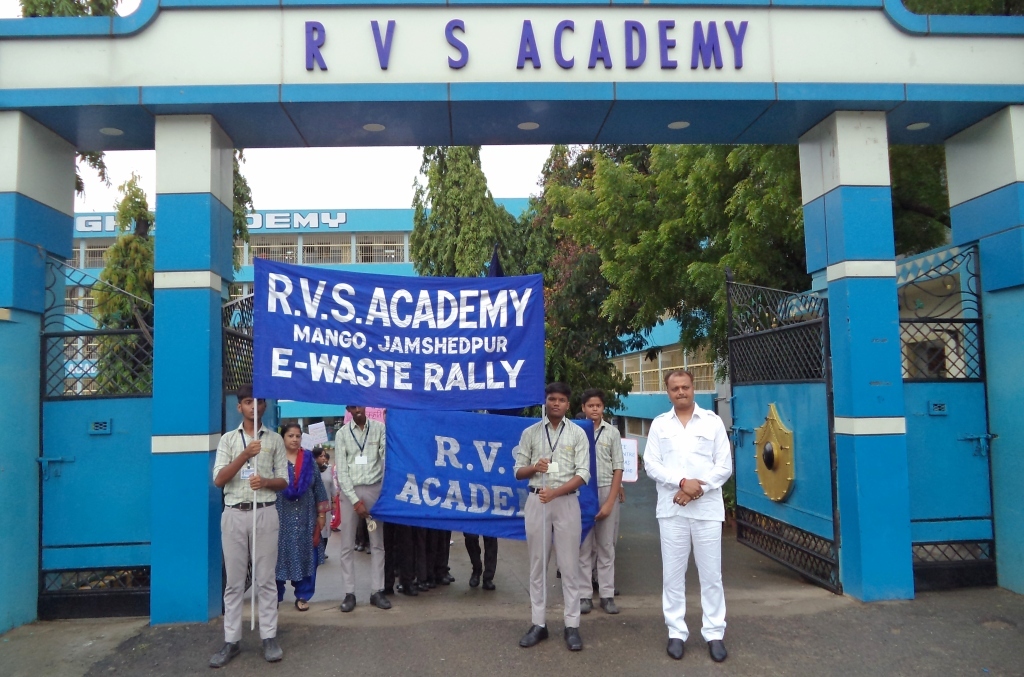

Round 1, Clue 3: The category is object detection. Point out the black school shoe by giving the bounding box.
[339,593,356,612]
[564,627,583,651]
[519,625,549,648]
[262,637,283,662]
[708,639,728,662]
[370,590,392,609]
[209,642,239,668]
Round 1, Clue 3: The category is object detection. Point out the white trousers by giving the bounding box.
[222,505,279,642]
[658,515,726,642]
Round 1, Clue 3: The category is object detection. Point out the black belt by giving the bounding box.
[228,501,275,511]
[529,487,577,495]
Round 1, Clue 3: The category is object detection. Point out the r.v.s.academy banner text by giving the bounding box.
[253,259,545,410]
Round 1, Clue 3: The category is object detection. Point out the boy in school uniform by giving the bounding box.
[514,382,591,652]
[577,388,624,616]
[210,385,289,668]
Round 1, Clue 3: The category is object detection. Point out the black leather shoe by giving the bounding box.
[599,597,619,614]
[442,574,455,584]
[564,627,582,651]
[708,639,728,663]
[370,591,392,609]
[416,581,430,592]
[262,637,283,663]
[339,593,356,612]
[519,624,549,648]
[579,597,593,614]
[209,642,239,668]
[469,573,481,588]
[401,583,418,597]
[667,638,684,660]
[426,579,437,589]
[482,579,496,591]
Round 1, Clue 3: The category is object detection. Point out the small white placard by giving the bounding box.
[308,422,329,446]
[355,456,368,465]
[301,433,315,450]
[240,467,255,480]
[545,461,560,476]
[621,438,639,483]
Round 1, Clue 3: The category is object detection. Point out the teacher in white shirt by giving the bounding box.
[644,369,733,663]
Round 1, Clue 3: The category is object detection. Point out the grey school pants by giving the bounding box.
[222,504,280,642]
[338,482,385,594]
[525,492,583,628]
[579,485,620,599]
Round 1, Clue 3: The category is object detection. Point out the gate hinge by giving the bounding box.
[37,456,75,480]
[957,433,997,457]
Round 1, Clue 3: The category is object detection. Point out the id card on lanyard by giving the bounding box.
[544,423,564,476]
[350,424,370,465]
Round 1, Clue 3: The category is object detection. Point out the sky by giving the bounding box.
[0,0,553,213]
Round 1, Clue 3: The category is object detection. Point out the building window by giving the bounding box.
[304,234,352,264]
[64,287,95,316]
[625,417,646,437]
[356,233,405,263]
[249,235,298,264]
[228,283,251,301]
[84,240,114,268]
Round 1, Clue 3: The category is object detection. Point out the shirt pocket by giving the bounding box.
[693,432,716,459]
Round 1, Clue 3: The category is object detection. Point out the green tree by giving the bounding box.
[93,172,154,330]
[410,146,521,277]
[233,151,254,269]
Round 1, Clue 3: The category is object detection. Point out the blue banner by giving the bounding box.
[371,410,599,541]
[253,260,545,410]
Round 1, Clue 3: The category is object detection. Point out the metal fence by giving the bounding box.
[223,293,254,393]
[896,246,983,381]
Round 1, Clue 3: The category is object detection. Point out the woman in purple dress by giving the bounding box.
[276,423,330,611]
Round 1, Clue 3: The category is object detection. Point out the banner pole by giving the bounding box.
[541,469,548,614]
[251,399,259,632]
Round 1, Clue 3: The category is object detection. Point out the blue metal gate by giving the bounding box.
[897,245,996,589]
[38,260,153,619]
[727,278,841,593]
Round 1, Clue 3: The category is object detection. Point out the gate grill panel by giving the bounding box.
[736,507,841,593]
[898,246,983,381]
[39,567,150,620]
[43,330,153,399]
[223,294,254,393]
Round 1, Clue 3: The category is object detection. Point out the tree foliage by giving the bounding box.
[233,150,254,270]
[411,146,522,277]
[93,172,154,330]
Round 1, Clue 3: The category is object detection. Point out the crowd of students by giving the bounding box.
[210,372,731,668]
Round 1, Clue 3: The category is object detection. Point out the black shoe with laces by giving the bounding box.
[339,593,356,612]
[209,642,239,668]
[519,625,549,648]
[564,627,583,651]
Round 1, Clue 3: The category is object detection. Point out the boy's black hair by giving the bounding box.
[236,384,253,402]
[545,382,572,398]
[580,388,605,405]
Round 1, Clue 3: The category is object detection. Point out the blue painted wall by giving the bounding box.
[981,287,1024,593]
[0,310,41,635]
[41,398,152,570]
[615,392,715,420]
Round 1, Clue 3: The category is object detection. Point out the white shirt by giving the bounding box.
[643,403,733,521]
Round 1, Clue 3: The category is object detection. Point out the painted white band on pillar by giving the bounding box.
[946,106,1024,207]
[151,434,222,454]
[154,114,234,208]
[0,111,75,216]
[154,271,222,291]
[826,260,897,282]
[834,417,907,436]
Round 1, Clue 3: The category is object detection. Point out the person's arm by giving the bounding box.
[701,419,734,491]
[599,428,624,516]
[514,428,548,480]
[313,467,331,517]
[642,420,684,490]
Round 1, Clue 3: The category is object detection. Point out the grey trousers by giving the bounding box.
[525,492,582,628]
[222,505,279,642]
[579,485,620,599]
[338,482,385,593]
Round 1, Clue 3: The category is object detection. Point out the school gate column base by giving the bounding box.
[798,111,915,601]
[0,112,75,633]
[946,105,1024,595]
[150,115,235,624]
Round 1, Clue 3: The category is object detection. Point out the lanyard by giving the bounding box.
[594,426,604,444]
[544,421,565,456]
[240,428,262,467]
[349,423,369,454]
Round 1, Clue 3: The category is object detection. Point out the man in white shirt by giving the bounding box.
[644,369,733,663]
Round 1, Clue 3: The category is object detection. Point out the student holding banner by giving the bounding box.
[514,383,591,652]
[334,405,391,612]
[210,385,288,667]
[577,389,624,616]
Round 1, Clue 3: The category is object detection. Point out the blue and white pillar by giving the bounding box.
[150,115,235,624]
[0,112,75,633]
[946,106,1024,594]
[799,111,914,601]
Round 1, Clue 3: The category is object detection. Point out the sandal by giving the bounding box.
[295,599,309,612]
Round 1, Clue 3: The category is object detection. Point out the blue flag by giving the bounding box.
[253,260,545,410]
[371,409,599,540]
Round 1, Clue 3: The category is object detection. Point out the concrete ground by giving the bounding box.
[2,477,1023,677]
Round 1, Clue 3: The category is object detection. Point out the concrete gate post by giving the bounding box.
[798,111,915,601]
[945,106,1024,594]
[150,115,235,624]
[0,112,75,633]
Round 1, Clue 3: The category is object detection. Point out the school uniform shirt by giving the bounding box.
[514,417,591,488]
[643,404,733,522]
[334,419,386,505]
[213,423,288,505]
[593,420,624,488]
